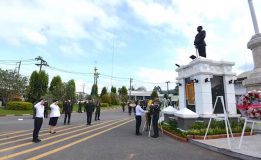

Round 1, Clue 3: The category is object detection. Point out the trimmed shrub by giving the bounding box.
[101,103,109,107]
[101,94,111,104]
[12,97,22,101]
[110,93,120,105]
[6,101,33,110]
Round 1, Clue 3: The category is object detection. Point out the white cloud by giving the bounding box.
[0,0,123,49]
[59,43,84,56]
[1,0,261,93]
[134,67,177,91]
[23,30,48,45]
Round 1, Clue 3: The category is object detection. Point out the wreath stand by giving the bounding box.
[204,96,234,149]
[238,117,261,149]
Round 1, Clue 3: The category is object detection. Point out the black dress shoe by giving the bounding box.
[32,139,41,143]
[151,135,159,138]
[136,133,142,136]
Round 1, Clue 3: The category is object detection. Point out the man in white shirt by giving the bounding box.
[32,98,45,143]
[135,101,147,135]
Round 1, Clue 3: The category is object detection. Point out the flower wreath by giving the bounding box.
[237,90,261,119]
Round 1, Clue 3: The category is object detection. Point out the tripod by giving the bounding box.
[142,113,153,137]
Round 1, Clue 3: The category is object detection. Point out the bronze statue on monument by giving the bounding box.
[194,26,206,58]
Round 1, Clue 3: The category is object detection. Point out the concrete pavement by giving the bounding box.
[0,109,237,160]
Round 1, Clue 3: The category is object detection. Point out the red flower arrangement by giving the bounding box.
[237,90,261,119]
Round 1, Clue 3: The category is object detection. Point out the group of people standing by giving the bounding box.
[33,99,60,143]
[32,98,102,143]
[130,99,161,138]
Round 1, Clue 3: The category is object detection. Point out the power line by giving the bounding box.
[0,58,175,85]
[47,66,93,75]
[0,59,35,63]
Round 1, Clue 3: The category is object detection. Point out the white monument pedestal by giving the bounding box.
[176,58,238,118]
[243,34,261,91]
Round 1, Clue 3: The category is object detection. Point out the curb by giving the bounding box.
[160,128,188,142]
[0,114,32,117]
[0,107,121,117]
[190,139,260,160]
[188,132,255,140]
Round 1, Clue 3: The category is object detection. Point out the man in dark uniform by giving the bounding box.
[95,100,101,121]
[85,99,94,125]
[78,100,82,113]
[63,100,73,125]
[44,100,49,118]
[151,99,160,138]
[194,26,206,58]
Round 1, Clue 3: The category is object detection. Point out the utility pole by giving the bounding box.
[165,81,170,97]
[14,61,21,74]
[94,67,99,85]
[35,56,48,71]
[82,83,85,93]
[129,78,133,100]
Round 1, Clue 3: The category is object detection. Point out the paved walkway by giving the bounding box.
[192,134,261,160]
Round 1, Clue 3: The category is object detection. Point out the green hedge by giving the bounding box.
[6,101,33,110]
[101,103,109,107]
[162,120,251,137]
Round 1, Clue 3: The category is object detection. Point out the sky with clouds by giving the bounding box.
[0,0,260,93]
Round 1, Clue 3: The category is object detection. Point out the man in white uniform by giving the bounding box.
[32,98,45,143]
[135,101,147,135]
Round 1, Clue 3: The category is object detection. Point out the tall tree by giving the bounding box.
[38,70,49,98]
[153,86,161,92]
[49,75,63,100]
[151,90,158,100]
[100,87,107,98]
[64,80,76,101]
[118,86,128,102]
[27,70,48,103]
[0,69,27,104]
[111,86,117,94]
[91,84,98,97]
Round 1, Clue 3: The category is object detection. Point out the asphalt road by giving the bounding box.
[0,109,237,160]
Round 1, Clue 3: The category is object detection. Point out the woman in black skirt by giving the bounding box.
[49,100,60,134]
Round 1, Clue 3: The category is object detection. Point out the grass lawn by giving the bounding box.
[0,105,121,116]
[0,108,33,115]
[72,104,121,112]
